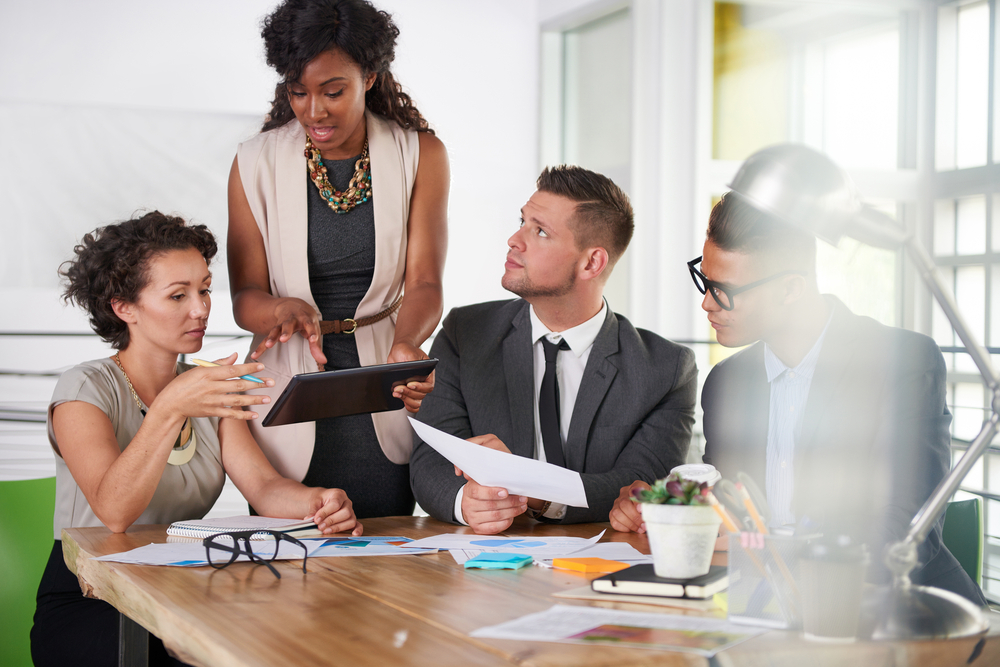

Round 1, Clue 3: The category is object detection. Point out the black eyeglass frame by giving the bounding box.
[687,256,806,311]
[203,530,308,579]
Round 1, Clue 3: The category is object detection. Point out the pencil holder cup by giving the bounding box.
[641,503,722,579]
[727,532,805,630]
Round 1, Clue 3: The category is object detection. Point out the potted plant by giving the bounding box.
[632,473,722,579]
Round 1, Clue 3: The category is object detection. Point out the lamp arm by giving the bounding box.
[904,237,1000,388]
[884,235,1000,580]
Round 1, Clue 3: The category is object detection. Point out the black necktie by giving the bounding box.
[539,337,570,468]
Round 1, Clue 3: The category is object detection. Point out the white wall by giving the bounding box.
[0,0,542,482]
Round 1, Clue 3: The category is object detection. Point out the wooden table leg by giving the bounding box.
[118,613,148,667]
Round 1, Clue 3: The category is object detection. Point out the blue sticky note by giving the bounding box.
[463,552,533,570]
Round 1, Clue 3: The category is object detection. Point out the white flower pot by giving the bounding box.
[641,503,722,579]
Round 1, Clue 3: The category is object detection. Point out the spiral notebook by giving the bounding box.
[166,515,322,541]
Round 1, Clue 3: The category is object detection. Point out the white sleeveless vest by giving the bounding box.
[237,111,419,481]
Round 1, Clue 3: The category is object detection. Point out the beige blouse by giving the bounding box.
[47,358,225,540]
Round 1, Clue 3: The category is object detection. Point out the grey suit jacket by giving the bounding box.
[703,296,986,605]
[410,299,698,524]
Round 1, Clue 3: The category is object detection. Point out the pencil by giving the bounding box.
[705,492,741,533]
[190,358,265,384]
[735,482,769,535]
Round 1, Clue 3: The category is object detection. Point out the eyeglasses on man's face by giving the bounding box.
[203,530,308,579]
[687,256,805,311]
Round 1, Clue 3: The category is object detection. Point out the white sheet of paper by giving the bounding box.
[409,417,588,507]
[406,530,604,560]
[94,540,323,566]
[535,542,652,568]
[302,536,438,558]
[470,604,763,657]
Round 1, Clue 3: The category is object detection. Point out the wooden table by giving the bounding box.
[63,516,999,667]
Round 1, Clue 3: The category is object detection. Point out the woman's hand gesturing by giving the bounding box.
[250,297,327,366]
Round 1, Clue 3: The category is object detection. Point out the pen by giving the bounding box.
[190,358,265,384]
[736,482,769,535]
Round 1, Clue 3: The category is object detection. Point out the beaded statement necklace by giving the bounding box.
[304,136,372,214]
[113,353,197,466]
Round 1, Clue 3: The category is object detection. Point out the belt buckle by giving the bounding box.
[342,318,358,334]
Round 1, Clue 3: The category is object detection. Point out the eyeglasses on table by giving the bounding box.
[203,530,308,579]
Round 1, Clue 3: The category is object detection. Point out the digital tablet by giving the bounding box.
[261,359,438,427]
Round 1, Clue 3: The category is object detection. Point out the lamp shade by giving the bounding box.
[728,144,906,249]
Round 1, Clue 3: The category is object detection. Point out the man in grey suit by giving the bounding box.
[409,165,697,534]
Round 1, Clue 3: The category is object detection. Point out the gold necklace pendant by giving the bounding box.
[304,136,372,214]
[113,353,197,466]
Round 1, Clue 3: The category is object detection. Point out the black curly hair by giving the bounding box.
[260,0,433,134]
[60,211,218,351]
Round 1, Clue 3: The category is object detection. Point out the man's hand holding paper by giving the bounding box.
[409,418,588,534]
[455,434,529,534]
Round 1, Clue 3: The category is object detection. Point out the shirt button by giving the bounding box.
[789,372,796,379]
[790,405,795,412]
[781,461,787,468]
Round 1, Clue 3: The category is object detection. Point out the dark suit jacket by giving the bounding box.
[410,299,698,524]
[702,297,985,604]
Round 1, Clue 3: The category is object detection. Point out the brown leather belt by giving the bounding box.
[320,294,403,334]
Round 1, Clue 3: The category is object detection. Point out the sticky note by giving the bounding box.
[551,557,630,574]
[463,553,533,570]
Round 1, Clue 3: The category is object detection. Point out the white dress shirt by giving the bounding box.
[453,301,608,524]
[762,313,833,529]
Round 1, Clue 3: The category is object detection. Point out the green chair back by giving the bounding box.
[942,497,983,587]
[0,477,57,667]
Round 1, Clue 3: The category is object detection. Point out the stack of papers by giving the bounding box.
[94,536,436,566]
[471,604,761,657]
[402,531,606,565]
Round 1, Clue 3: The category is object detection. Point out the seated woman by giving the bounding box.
[31,211,361,667]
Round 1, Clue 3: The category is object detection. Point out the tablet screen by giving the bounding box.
[261,358,438,427]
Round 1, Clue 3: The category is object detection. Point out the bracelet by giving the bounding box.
[526,501,552,520]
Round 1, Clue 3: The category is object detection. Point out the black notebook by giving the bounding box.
[591,564,728,599]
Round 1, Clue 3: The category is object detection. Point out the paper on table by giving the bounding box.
[408,417,588,507]
[407,530,604,555]
[303,536,438,558]
[534,542,652,568]
[470,604,762,657]
[93,540,324,567]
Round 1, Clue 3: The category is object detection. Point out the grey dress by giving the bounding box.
[300,152,414,518]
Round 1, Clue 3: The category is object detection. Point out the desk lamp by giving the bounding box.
[727,144,990,640]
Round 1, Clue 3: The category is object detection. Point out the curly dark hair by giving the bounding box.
[260,0,433,135]
[60,211,218,351]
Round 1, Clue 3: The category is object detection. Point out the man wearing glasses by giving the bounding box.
[610,192,985,605]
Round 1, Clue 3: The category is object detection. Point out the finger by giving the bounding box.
[317,508,353,531]
[310,345,328,367]
[454,465,463,477]
[401,396,422,413]
[470,516,515,535]
[210,352,240,366]
[278,317,300,343]
[467,484,517,502]
[352,522,364,536]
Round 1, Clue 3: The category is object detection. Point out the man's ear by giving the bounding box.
[111,298,136,324]
[579,247,610,282]
[781,274,807,305]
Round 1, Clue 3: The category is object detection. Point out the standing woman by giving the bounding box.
[228,0,449,518]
